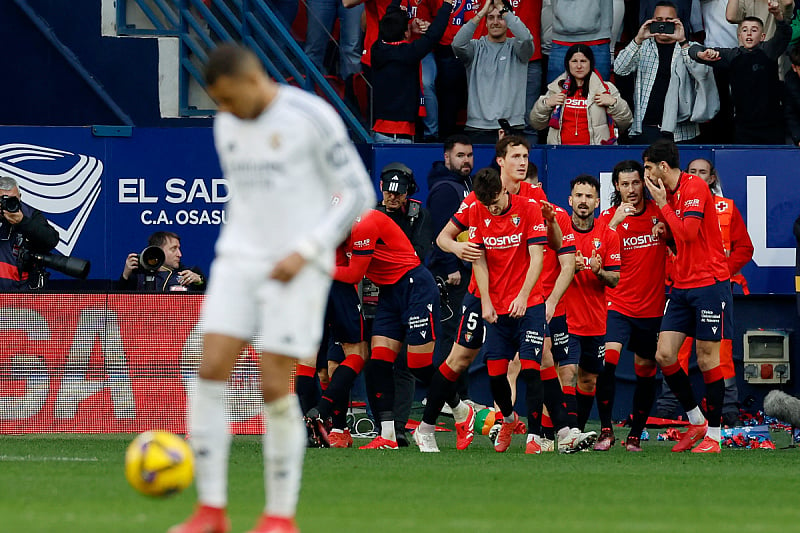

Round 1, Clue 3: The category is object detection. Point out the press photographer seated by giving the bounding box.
[0,176,60,291]
[118,231,205,292]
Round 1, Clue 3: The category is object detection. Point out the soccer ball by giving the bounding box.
[125,430,194,497]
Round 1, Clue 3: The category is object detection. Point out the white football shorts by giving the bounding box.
[201,256,331,359]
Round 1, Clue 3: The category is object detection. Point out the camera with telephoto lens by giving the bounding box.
[18,247,91,288]
[138,246,165,273]
[0,195,21,213]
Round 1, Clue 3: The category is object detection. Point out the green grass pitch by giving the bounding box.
[3,422,800,533]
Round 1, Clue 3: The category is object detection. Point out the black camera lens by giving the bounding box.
[1,195,20,213]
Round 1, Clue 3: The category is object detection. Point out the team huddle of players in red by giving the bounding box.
[302,135,742,455]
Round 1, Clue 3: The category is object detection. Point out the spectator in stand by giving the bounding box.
[784,45,800,146]
[614,2,716,144]
[689,6,791,144]
[726,0,793,41]
[452,0,534,144]
[640,0,697,37]
[304,0,363,80]
[547,0,614,83]
[118,231,206,292]
[371,0,453,142]
[697,0,740,143]
[530,44,632,144]
[417,0,479,139]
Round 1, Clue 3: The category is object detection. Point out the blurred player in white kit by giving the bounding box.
[170,44,374,533]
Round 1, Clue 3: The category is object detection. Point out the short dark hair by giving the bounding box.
[443,134,472,153]
[790,44,800,66]
[642,139,680,169]
[654,1,678,13]
[570,173,600,194]
[611,160,644,206]
[495,135,530,159]
[742,16,764,29]
[205,44,261,85]
[473,168,503,206]
[149,231,181,247]
[526,161,539,182]
[378,7,408,43]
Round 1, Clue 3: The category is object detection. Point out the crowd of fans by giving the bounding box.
[274,0,800,145]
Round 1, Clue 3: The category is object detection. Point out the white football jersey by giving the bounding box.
[212,85,374,270]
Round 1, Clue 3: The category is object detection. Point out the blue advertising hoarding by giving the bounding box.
[0,127,796,294]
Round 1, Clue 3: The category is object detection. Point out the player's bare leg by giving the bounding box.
[656,330,709,451]
[170,333,247,533]
[246,352,305,533]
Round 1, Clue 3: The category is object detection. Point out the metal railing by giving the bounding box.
[117,0,371,142]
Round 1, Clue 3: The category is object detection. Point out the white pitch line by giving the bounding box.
[0,455,100,462]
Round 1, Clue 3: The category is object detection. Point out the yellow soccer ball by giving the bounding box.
[125,430,194,497]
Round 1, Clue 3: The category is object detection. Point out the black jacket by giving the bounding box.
[425,161,472,277]
[375,199,433,261]
[0,203,59,291]
[689,20,790,142]
[785,70,800,145]
[370,1,451,125]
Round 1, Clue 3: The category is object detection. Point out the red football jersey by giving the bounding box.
[468,194,548,313]
[663,173,729,289]
[598,201,666,318]
[451,182,546,296]
[564,219,621,336]
[417,0,479,46]
[541,205,575,316]
[334,209,420,285]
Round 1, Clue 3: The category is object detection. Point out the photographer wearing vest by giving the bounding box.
[0,176,60,291]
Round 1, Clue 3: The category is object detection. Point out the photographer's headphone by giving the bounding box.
[380,162,418,196]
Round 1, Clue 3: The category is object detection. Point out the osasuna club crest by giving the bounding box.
[593,237,601,250]
[511,214,520,227]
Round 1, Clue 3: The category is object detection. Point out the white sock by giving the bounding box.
[380,420,396,441]
[190,378,231,508]
[417,422,436,434]
[330,428,344,434]
[706,426,721,442]
[526,434,541,444]
[263,395,305,517]
[503,414,516,424]
[687,407,705,426]
[451,401,470,424]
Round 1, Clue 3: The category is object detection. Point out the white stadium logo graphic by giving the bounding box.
[0,143,102,256]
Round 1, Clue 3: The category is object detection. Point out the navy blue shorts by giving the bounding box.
[662,281,733,341]
[484,304,546,363]
[455,292,484,349]
[325,281,364,344]
[567,334,606,374]
[372,265,440,346]
[315,326,346,369]
[605,310,661,360]
[546,313,570,362]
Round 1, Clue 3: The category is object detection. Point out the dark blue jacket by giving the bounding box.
[425,161,472,277]
[117,263,205,292]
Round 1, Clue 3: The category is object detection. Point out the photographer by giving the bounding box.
[0,176,59,291]
[117,231,205,292]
